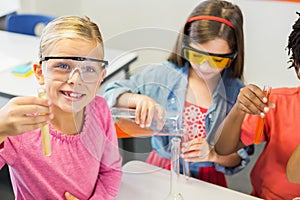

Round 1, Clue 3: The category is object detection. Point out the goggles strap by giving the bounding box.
[186,15,234,29]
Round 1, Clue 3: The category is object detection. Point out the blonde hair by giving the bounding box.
[39,15,104,59]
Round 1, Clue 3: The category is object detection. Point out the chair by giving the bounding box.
[5,13,55,36]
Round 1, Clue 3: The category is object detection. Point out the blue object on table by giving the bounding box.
[5,14,55,36]
[11,64,33,77]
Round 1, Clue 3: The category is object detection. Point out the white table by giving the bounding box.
[117,160,262,200]
[0,30,137,97]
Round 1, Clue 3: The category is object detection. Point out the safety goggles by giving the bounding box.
[40,56,108,83]
[182,45,237,69]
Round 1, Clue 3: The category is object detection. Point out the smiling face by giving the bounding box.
[35,39,106,114]
[189,38,232,80]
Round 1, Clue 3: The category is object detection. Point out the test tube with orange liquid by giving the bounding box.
[254,86,271,144]
[38,88,51,156]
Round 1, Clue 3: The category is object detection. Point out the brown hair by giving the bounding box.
[39,15,104,59]
[168,0,244,80]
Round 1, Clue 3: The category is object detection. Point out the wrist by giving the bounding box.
[232,104,247,119]
[117,92,137,108]
[209,146,218,163]
[128,93,139,108]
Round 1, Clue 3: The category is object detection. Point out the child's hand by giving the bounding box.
[130,94,165,129]
[0,96,53,138]
[235,84,274,117]
[181,137,214,162]
[64,192,79,200]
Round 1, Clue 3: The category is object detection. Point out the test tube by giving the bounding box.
[254,86,271,144]
[38,88,51,156]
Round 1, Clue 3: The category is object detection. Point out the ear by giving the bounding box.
[92,69,106,96]
[100,69,106,83]
[33,63,45,85]
[97,69,106,88]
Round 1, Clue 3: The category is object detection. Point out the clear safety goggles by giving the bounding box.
[40,56,108,83]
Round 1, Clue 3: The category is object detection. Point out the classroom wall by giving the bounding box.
[19,0,300,88]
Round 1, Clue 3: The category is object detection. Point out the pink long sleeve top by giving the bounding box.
[0,96,122,200]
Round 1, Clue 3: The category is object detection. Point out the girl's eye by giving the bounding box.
[213,58,224,63]
[85,66,96,73]
[56,63,70,70]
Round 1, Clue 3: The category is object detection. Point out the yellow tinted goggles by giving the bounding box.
[182,45,237,69]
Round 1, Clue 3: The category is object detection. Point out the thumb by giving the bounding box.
[65,192,79,200]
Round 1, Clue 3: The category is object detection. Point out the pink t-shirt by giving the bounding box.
[0,96,122,200]
[241,87,300,200]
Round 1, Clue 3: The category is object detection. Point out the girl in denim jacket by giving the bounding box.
[104,0,253,187]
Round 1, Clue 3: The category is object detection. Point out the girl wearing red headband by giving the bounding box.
[105,0,252,188]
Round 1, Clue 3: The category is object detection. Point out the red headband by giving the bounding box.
[186,16,234,28]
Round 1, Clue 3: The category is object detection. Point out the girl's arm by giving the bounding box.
[215,84,270,155]
[214,105,246,155]
[116,93,164,128]
[182,137,246,167]
[286,144,300,183]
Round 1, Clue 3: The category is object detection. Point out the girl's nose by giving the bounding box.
[67,68,83,84]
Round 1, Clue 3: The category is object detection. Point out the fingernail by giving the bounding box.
[263,97,268,103]
[47,100,52,105]
[140,124,144,128]
[49,114,54,119]
[264,107,269,113]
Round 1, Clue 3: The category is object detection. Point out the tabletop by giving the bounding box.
[117,160,262,200]
[0,30,137,97]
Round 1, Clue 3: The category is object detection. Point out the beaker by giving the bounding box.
[111,107,182,137]
[165,137,184,200]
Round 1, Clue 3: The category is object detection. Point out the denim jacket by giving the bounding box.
[104,61,253,175]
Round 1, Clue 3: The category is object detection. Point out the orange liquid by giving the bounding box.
[254,117,264,144]
[253,87,271,144]
[114,118,154,138]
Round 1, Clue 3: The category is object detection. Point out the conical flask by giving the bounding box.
[165,137,184,200]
